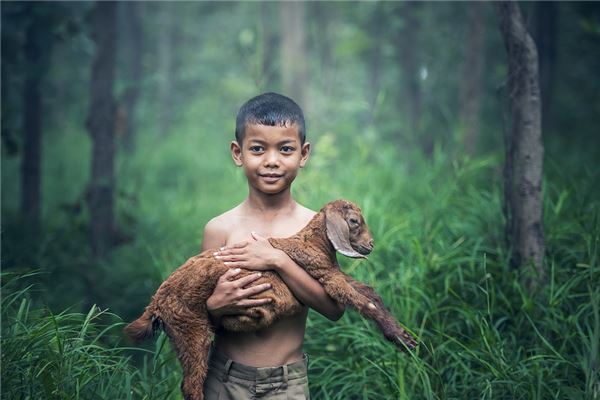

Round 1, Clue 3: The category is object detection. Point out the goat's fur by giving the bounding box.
[124,199,417,400]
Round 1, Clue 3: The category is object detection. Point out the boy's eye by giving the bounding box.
[281,146,295,153]
[249,146,264,152]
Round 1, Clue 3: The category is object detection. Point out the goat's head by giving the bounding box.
[323,199,374,258]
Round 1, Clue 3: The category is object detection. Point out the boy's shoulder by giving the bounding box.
[294,203,317,222]
[206,204,243,226]
[202,205,245,250]
[204,203,247,230]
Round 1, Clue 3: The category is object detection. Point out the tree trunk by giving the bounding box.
[260,2,278,90]
[397,3,426,155]
[533,1,557,134]
[460,3,486,156]
[86,1,118,259]
[120,1,143,153]
[366,2,385,125]
[157,3,177,136]
[20,10,51,236]
[280,1,308,109]
[310,2,335,98]
[497,2,545,288]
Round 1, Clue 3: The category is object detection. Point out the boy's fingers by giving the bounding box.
[232,272,263,288]
[241,283,272,297]
[223,261,248,269]
[224,241,249,250]
[223,248,246,255]
[213,240,248,254]
[221,268,242,280]
[214,248,245,257]
[237,298,273,307]
[219,255,246,263]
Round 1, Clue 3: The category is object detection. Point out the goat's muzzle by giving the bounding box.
[356,239,374,256]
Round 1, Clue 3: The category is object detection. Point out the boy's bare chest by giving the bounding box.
[225,217,308,246]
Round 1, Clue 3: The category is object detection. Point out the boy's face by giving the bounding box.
[231,123,310,196]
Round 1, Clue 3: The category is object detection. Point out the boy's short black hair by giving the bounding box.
[235,92,306,144]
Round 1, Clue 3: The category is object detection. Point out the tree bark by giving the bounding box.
[86,1,118,259]
[397,3,426,155]
[120,1,143,153]
[533,1,557,134]
[260,2,278,90]
[310,2,335,98]
[280,1,308,109]
[157,3,177,136]
[460,3,486,156]
[366,2,385,125]
[497,2,545,288]
[20,8,52,235]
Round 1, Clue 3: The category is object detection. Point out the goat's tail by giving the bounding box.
[123,309,159,343]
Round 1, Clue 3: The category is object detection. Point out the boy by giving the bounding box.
[201,93,344,399]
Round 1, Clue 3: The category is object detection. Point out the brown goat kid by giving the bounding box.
[124,199,417,400]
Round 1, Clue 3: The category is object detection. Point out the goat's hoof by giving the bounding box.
[397,334,418,351]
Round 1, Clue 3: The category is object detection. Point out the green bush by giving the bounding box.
[2,149,598,399]
[1,272,180,400]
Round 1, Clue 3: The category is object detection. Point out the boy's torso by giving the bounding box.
[213,201,316,367]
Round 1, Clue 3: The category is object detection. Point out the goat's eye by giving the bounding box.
[349,218,359,226]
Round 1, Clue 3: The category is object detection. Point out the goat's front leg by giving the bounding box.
[321,273,417,351]
[345,274,417,350]
[321,273,375,313]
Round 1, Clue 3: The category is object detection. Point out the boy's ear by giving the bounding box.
[300,142,311,168]
[230,141,243,167]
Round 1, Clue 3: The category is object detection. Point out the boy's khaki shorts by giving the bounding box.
[203,347,310,399]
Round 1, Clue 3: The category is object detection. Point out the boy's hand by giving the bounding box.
[206,268,272,320]
[213,232,287,271]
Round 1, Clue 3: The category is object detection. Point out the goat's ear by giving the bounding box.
[325,208,366,258]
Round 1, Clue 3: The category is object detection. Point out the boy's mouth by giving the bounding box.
[259,173,283,183]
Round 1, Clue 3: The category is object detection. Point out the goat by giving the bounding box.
[124,199,417,400]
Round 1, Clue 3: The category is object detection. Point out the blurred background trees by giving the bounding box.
[2,2,599,399]
[497,2,545,288]
[86,1,118,260]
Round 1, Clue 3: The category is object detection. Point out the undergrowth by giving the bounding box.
[2,126,598,399]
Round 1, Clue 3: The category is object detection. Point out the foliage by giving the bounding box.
[1,271,182,400]
[305,155,599,399]
[2,2,599,399]
[2,141,599,398]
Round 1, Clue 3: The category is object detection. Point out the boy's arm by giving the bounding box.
[202,220,272,324]
[214,232,345,321]
[274,251,346,321]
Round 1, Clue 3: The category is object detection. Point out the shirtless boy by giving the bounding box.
[201,93,344,399]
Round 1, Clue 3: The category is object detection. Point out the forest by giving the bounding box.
[1,1,599,399]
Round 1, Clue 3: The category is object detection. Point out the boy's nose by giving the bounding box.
[264,151,280,166]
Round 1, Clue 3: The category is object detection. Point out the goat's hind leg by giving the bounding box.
[166,319,213,400]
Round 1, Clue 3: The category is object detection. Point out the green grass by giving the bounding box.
[1,271,183,400]
[2,119,599,399]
